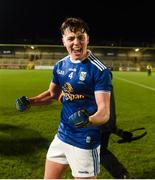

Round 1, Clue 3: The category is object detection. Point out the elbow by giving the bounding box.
[89,109,110,126]
[101,111,110,124]
[104,113,110,123]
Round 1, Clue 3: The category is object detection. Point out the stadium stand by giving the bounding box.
[0,44,155,71]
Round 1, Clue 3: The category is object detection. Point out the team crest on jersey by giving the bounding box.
[79,71,87,81]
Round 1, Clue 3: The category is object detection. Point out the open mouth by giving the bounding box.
[72,48,82,56]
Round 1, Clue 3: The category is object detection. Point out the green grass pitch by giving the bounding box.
[0,69,155,178]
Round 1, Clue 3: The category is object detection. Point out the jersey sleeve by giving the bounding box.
[94,68,112,92]
[52,63,60,85]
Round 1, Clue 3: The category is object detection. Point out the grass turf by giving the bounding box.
[0,69,155,178]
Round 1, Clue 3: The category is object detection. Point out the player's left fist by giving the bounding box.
[68,109,90,128]
[16,96,30,112]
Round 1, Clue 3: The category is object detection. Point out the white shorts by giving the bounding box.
[46,135,100,178]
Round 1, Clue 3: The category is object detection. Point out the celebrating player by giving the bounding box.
[16,17,112,179]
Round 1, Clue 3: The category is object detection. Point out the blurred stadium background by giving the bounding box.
[0,43,155,178]
[0,43,155,71]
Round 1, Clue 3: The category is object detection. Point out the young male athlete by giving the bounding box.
[16,17,112,179]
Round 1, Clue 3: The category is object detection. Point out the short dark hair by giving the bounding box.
[60,17,89,35]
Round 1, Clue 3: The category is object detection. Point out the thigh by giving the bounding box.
[66,145,100,178]
[46,135,68,164]
[45,135,69,179]
[44,160,68,179]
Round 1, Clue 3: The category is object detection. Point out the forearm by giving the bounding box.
[68,108,110,128]
[29,90,55,106]
[16,82,61,112]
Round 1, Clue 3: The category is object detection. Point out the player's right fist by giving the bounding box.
[68,109,90,128]
[16,96,30,112]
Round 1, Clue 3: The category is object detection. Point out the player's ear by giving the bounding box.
[62,37,66,47]
[87,35,89,44]
[62,37,65,46]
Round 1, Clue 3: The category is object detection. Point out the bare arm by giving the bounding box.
[29,82,62,106]
[89,92,111,125]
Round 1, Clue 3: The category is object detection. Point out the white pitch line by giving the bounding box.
[115,77,155,92]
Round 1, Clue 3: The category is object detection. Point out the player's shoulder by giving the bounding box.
[55,55,70,66]
[88,51,108,72]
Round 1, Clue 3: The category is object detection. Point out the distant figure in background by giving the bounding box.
[146,64,152,76]
[27,55,35,70]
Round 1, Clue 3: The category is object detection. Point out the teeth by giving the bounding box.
[73,48,80,50]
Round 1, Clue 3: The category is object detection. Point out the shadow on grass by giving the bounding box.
[0,123,50,156]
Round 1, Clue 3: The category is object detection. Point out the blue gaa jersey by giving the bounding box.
[52,51,112,149]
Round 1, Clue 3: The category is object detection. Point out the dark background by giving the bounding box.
[0,0,154,45]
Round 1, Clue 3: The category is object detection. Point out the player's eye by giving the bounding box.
[67,37,75,41]
[77,35,85,41]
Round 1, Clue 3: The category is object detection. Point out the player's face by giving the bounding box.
[62,28,89,60]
